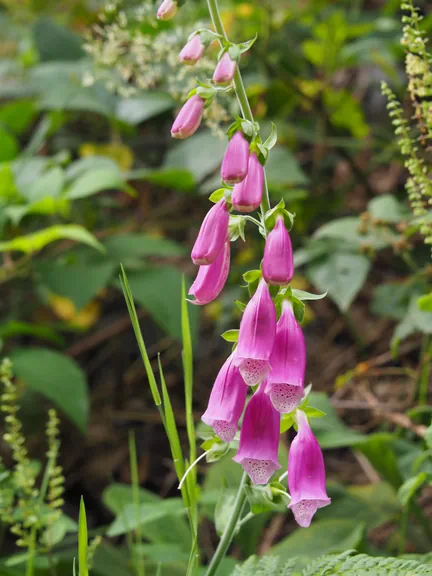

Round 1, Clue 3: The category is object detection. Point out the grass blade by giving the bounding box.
[79,497,89,576]
[120,265,162,407]
[181,277,195,473]
[129,431,145,576]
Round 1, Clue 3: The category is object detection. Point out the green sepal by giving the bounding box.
[209,188,227,203]
[221,329,239,342]
[264,200,294,232]
[237,34,258,54]
[291,288,327,301]
[229,215,246,241]
[242,269,261,284]
[235,300,247,312]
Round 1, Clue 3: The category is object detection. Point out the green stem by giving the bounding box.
[206,0,271,213]
[26,527,37,576]
[204,472,248,576]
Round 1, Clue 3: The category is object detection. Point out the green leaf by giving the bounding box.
[107,499,185,537]
[209,188,226,203]
[221,329,239,342]
[244,484,284,515]
[130,167,195,192]
[324,88,369,139]
[368,194,411,223]
[263,122,277,151]
[115,93,175,125]
[356,433,404,489]
[315,217,393,249]
[26,167,65,202]
[266,147,308,189]
[40,513,77,548]
[11,348,89,433]
[0,225,104,254]
[397,472,428,507]
[0,100,37,135]
[303,406,326,418]
[78,497,89,576]
[291,288,327,301]
[0,128,19,162]
[271,519,365,561]
[0,321,64,346]
[104,233,185,262]
[242,269,261,284]
[119,267,199,342]
[215,488,237,536]
[33,18,84,62]
[418,293,432,313]
[66,167,126,200]
[307,252,371,312]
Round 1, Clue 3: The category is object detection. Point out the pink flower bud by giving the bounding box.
[232,152,263,213]
[157,0,177,20]
[213,52,236,85]
[171,95,204,139]
[191,199,229,265]
[262,215,294,285]
[234,279,277,386]
[221,131,249,185]
[233,383,281,484]
[189,240,230,305]
[179,34,205,65]
[288,410,330,527]
[266,300,305,413]
[202,353,248,442]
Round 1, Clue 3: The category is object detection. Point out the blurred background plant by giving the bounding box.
[0,0,431,574]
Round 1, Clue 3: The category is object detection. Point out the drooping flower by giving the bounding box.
[221,131,249,185]
[171,95,205,139]
[233,382,281,484]
[157,0,177,20]
[234,279,277,386]
[266,300,305,413]
[191,199,229,265]
[231,152,263,213]
[262,215,294,286]
[288,410,331,528]
[189,240,230,305]
[213,52,236,85]
[202,353,247,442]
[179,34,205,65]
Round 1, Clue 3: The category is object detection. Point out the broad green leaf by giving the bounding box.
[0,225,104,254]
[115,93,175,124]
[0,127,19,162]
[266,147,308,189]
[107,499,185,537]
[397,473,428,507]
[307,252,371,311]
[26,167,65,202]
[418,293,432,313]
[271,519,365,562]
[104,233,185,262]
[315,217,393,249]
[356,433,404,488]
[368,194,411,223]
[0,321,64,346]
[130,167,195,192]
[324,88,369,139]
[0,100,37,135]
[33,18,84,62]
[215,488,238,536]
[11,348,89,432]
[119,267,199,342]
[41,513,77,548]
[371,282,412,321]
[66,167,125,200]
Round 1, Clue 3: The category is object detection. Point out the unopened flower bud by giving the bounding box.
[213,52,236,85]
[262,215,294,286]
[221,131,249,185]
[191,199,229,265]
[179,34,205,65]
[232,152,263,212]
[189,240,230,304]
[171,95,204,139]
[157,0,177,20]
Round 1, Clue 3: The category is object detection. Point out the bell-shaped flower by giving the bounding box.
[202,353,247,442]
[262,215,294,286]
[221,131,249,185]
[179,34,205,65]
[233,279,276,386]
[233,383,281,484]
[171,95,204,139]
[191,199,229,265]
[266,300,305,413]
[157,0,177,20]
[288,410,331,527]
[189,240,230,305]
[213,52,236,85]
[231,153,263,213]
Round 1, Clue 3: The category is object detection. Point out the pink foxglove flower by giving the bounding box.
[189,240,230,305]
[179,35,205,65]
[171,95,204,139]
[233,382,281,484]
[266,300,305,413]
[231,152,263,213]
[157,0,177,20]
[262,215,294,285]
[191,199,229,265]
[234,279,276,386]
[213,52,236,85]
[202,353,247,442]
[221,131,249,185]
[288,410,330,527]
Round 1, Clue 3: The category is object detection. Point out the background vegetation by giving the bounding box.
[0,0,431,574]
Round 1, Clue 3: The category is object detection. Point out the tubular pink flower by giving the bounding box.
[157,0,177,20]
[189,240,230,305]
[202,353,248,442]
[288,410,331,528]
[213,52,237,85]
[171,95,204,139]
[262,215,294,285]
[191,199,229,265]
[179,34,205,65]
[233,383,281,484]
[221,131,249,185]
[234,279,277,386]
[266,300,305,413]
[231,152,263,213]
